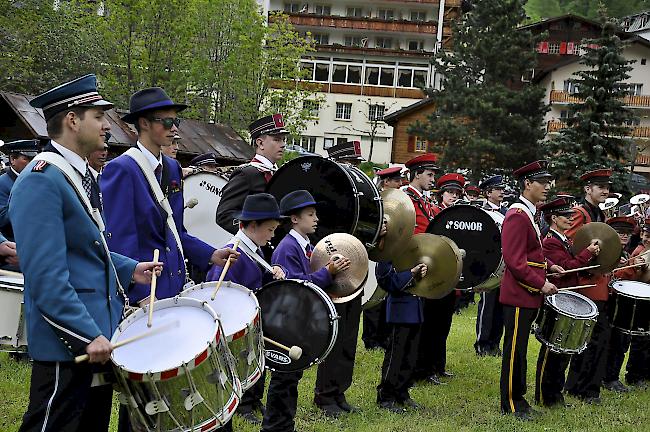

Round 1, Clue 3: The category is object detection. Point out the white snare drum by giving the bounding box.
[181,281,264,391]
[0,274,28,352]
[183,170,232,248]
[362,261,386,310]
[113,297,240,432]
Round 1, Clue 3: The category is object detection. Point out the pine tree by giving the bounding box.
[544,11,637,194]
[409,0,548,181]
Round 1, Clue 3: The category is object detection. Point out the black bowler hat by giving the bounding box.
[236,193,285,221]
[249,114,289,142]
[280,190,320,215]
[0,139,39,157]
[121,87,188,124]
[30,74,113,121]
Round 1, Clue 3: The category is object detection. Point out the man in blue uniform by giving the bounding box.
[11,74,161,432]
[101,87,237,305]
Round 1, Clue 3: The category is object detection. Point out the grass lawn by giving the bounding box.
[1,306,648,432]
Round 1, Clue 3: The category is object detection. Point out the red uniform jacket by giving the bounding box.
[543,230,594,289]
[404,186,436,234]
[499,206,551,309]
[612,245,646,281]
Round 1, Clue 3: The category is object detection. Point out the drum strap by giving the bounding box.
[32,153,130,309]
[509,203,541,244]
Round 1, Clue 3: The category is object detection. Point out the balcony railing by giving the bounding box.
[547,120,650,138]
[635,153,650,166]
[278,13,445,35]
[549,90,650,108]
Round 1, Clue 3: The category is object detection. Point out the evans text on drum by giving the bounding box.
[255,279,338,372]
[609,280,650,335]
[426,205,502,290]
[183,170,232,248]
[266,156,383,248]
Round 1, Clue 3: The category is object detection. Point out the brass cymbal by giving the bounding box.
[368,188,416,262]
[393,233,463,300]
[571,222,622,274]
[310,233,369,299]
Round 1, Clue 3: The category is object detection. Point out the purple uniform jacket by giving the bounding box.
[101,152,215,302]
[271,234,332,289]
[207,242,271,291]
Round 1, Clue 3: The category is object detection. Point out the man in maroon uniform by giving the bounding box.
[499,160,560,420]
[403,154,438,234]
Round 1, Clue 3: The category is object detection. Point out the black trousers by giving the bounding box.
[455,290,474,312]
[565,301,610,399]
[261,371,303,432]
[534,345,571,407]
[314,296,361,407]
[19,361,113,432]
[475,288,504,354]
[500,305,537,414]
[377,323,420,403]
[604,329,631,383]
[238,371,266,413]
[362,300,389,349]
[627,335,650,384]
[415,292,455,378]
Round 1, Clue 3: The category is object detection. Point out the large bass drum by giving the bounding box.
[472,210,505,292]
[267,156,383,248]
[183,169,232,248]
[426,205,502,291]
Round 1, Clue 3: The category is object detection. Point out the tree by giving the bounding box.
[409,0,548,181]
[525,0,650,20]
[544,11,637,194]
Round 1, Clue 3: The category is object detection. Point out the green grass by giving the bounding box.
[2,307,649,431]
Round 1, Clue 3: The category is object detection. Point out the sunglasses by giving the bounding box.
[150,117,181,129]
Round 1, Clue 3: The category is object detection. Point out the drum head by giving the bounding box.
[111,297,217,374]
[426,205,501,289]
[267,156,358,243]
[547,291,597,318]
[183,171,231,248]
[181,281,258,337]
[612,280,650,299]
[255,279,337,372]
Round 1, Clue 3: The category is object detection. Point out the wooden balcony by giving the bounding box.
[278,13,446,35]
[547,120,650,139]
[549,90,650,108]
[268,80,425,99]
[317,44,433,59]
[636,153,650,166]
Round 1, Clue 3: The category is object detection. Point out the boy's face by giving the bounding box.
[617,231,630,247]
[292,206,319,235]
[642,230,650,248]
[245,219,280,246]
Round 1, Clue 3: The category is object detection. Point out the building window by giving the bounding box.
[335,102,352,120]
[377,9,394,20]
[300,62,314,80]
[397,69,413,87]
[332,64,347,83]
[300,136,317,152]
[548,43,561,54]
[415,137,427,152]
[314,4,331,15]
[284,3,304,13]
[312,33,329,45]
[369,104,385,121]
[344,36,363,47]
[630,83,644,96]
[413,70,427,88]
[380,67,395,86]
[408,40,424,51]
[324,137,334,149]
[347,65,361,84]
[337,137,348,145]
[346,7,363,17]
[410,11,426,21]
[563,80,579,94]
[376,37,393,49]
[314,63,330,81]
[304,100,319,118]
[365,67,379,85]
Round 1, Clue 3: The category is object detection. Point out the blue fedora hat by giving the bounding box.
[279,190,320,215]
[236,193,285,222]
[121,87,188,124]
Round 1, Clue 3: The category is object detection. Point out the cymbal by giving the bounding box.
[571,222,622,274]
[310,233,369,299]
[393,233,463,299]
[368,188,416,262]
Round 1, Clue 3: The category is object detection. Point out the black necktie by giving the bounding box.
[154,164,162,184]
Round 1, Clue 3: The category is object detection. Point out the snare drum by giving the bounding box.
[255,279,339,372]
[533,291,598,354]
[609,280,650,335]
[113,297,241,432]
[267,156,383,248]
[181,281,264,390]
[0,274,28,352]
[183,170,232,248]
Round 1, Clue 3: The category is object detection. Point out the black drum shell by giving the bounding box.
[609,289,650,335]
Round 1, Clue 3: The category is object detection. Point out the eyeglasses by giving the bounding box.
[150,117,181,129]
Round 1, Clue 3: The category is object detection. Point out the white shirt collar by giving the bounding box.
[137,141,162,171]
[253,154,276,170]
[550,228,568,243]
[406,184,423,198]
[50,140,87,176]
[289,229,310,251]
[519,195,537,216]
[234,229,262,253]
[88,166,100,181]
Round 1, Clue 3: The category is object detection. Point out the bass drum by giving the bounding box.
[426,205,502,291]
[183,169,232,248]
[267,156,383,248]
[362,261,386,310]
[472,210,505,292]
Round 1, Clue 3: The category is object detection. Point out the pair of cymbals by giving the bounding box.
[368,188,416,262]
[393,233,463,299]
[571,222,622,274]
[310,233,369,299]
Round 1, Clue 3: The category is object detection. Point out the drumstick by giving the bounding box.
[558,284,597,291]
[0,269,23,278]
[211,239,240,301]
[147,249,160,328]
[74,320,179,363]
[622,249,650,263]
[613,262,647,272]
[263,336,302,360]
[548,264,600,276]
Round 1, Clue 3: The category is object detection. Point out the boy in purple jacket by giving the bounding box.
[262,190,350,432]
